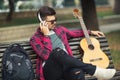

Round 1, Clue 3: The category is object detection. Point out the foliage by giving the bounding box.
[19,3,34,10]
[95,0,109,5]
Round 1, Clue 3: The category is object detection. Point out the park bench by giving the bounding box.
[0,36,120,80]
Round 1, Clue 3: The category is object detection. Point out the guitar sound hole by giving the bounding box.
[88,44,94,50]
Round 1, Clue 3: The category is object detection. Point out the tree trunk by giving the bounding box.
[114,0,120,14]
[80,0,99,30]
[6,0,14,22]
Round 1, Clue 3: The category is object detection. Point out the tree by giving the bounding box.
[114,0,120,14]
[80,0,99,30]
[0,0,4,9]
[6,0,14,22]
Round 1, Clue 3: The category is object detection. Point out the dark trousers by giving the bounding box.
[43,48,96,80]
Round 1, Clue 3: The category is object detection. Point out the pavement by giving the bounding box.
[58,19,120,33]
[99,23,120,33]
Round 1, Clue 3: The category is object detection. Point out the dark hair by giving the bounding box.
[37,6,56,22]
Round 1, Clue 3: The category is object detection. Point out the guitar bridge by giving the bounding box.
[90,58,102,62]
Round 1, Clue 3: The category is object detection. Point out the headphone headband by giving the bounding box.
[38,13,43,22]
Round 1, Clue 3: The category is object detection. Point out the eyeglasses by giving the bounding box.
[46,18,57,24]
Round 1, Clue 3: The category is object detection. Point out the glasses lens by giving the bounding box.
[47,18,57,24]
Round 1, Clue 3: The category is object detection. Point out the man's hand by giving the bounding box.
[40,21,49,36]
[91,31,105,37]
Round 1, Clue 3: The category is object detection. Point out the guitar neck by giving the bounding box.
[78,17,92,45]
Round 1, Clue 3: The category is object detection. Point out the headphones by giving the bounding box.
[38,13,43,23]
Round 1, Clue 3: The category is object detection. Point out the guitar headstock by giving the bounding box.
[73,8,81,18]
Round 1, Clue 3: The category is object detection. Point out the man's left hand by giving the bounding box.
[91,31,105,37]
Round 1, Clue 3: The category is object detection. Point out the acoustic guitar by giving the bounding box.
[73,8,109,68]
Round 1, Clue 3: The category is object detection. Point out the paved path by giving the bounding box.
[100,23,120,33]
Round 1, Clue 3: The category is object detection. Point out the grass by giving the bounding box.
[0,17,38,28]
[97,10,114,18]
[105,30,120,70]
[0,10,115,27]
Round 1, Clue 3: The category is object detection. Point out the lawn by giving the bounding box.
[0,10,114,27]
[105,30,120,70]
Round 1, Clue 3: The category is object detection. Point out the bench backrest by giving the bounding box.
[0,36,114,79]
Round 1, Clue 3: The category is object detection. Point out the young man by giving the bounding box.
[30,6,116,80]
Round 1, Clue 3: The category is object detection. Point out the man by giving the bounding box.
[30,6,116,80]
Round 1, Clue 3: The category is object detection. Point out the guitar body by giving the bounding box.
[80,37,109,68]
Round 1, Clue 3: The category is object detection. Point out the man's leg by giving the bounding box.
[51,48,96,75]
[43,54,63,80]
[43,49,86,80]
[51,48,116,80]
[63,68,85,80]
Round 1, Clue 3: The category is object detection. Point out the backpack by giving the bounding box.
[2,43,34,80]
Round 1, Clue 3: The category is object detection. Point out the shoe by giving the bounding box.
[93,67,116,80]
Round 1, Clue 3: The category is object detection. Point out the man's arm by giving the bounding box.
[30,35,52,60]
[60,27,90,39]
[61,27,104,39]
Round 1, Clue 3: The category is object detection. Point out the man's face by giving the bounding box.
[46,15,56,30]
